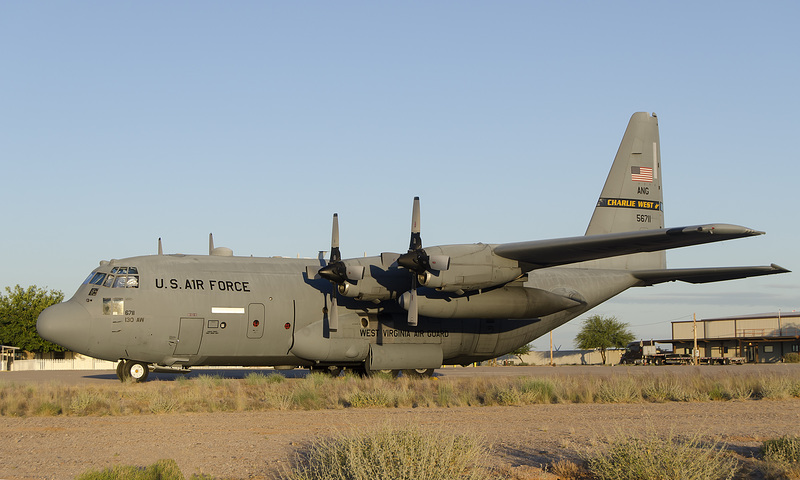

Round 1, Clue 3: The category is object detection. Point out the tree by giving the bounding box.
[0,285,65,353]
[510,343,533,364]
[574,314,634,364]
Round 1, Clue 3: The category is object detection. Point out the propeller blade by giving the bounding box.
[409,196,422,251]
[330,213,341,263]
[407,276,418,326]
[329,291,339,332]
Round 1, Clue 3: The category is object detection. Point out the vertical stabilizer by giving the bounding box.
[584,112,665,270]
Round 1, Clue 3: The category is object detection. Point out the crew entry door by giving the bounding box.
[174,317,204,355]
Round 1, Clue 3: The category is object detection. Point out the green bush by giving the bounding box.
[762,435,800,463]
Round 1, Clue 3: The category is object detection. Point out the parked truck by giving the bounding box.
[619,340,744,365]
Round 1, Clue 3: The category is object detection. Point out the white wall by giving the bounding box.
[520,349,623,365]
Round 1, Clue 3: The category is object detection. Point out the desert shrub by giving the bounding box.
[283,425,487,480]
[549,459,587,479]
[76,459,186,480]
[762,436,800,463]
[69,390,103,416]
[641,376,691,402]
[708,382,731,401]
[596,376,640,403]
[348,390,392,408]
[758,375,795,400]
[244,372,271,385]
[518,378,557,404]
[783,352,800,363]
[586,431,738,480]
[495,388,523,406]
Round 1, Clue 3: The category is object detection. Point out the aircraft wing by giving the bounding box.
[631,264,790,286]
[493,223,764,268]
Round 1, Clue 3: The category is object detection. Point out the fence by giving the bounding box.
[10,358,116,371]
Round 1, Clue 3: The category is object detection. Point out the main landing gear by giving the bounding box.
[116,360,150,383]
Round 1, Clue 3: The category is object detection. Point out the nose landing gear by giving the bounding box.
[116,360,150,383]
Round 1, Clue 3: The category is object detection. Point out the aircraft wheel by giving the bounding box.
[116,360,126,382]
[124,360,150,383]
[402,368,435,378]
[378,369,401,378]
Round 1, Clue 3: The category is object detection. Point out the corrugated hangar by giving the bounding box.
[671,312,800,363]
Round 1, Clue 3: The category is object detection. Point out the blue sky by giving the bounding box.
[2,2,798,350]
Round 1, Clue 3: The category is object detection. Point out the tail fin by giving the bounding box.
[584,112,665,270]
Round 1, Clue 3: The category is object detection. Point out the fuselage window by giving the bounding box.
[89,272,107,285]
[125,276,139,288]
[103,275,115,288]
[103,298,124,315]
[113,276,128,289]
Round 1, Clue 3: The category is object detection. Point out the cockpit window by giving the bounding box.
[83,267,139,288]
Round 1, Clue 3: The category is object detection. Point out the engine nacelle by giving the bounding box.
[416,244,522,293]
[338,276,397,302]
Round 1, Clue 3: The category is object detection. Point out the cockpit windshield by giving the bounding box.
[82,267,139,288]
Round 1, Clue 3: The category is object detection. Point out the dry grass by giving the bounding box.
[65,430,800,480]
[282,424,489,480]
[584,430,739,480]
[1,370,799,417]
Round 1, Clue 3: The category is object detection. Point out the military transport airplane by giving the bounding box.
[37,113,788,382]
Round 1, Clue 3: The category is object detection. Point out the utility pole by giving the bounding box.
[693,313,699,366]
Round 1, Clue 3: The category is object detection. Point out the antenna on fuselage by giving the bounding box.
[209,233,214,255]
[158,238,163,255]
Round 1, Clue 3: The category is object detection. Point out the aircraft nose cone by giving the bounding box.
[37,301,91,352]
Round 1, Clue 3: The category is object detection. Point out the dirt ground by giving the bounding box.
[1,366,799,479]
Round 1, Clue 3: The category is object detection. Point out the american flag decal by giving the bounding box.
[631,166,653,182]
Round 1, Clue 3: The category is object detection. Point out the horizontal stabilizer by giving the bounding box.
[632,264,790,286]
[494,224,764,269]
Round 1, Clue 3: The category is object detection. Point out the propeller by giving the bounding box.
[396,197,450,326]
[317,214,364,331]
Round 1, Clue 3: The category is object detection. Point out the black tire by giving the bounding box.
[116,360,126,382]
[402,368,435,378]
[378,369,401,378]
[124,360,150,383]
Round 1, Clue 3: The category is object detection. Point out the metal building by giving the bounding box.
[671,312,800,363]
